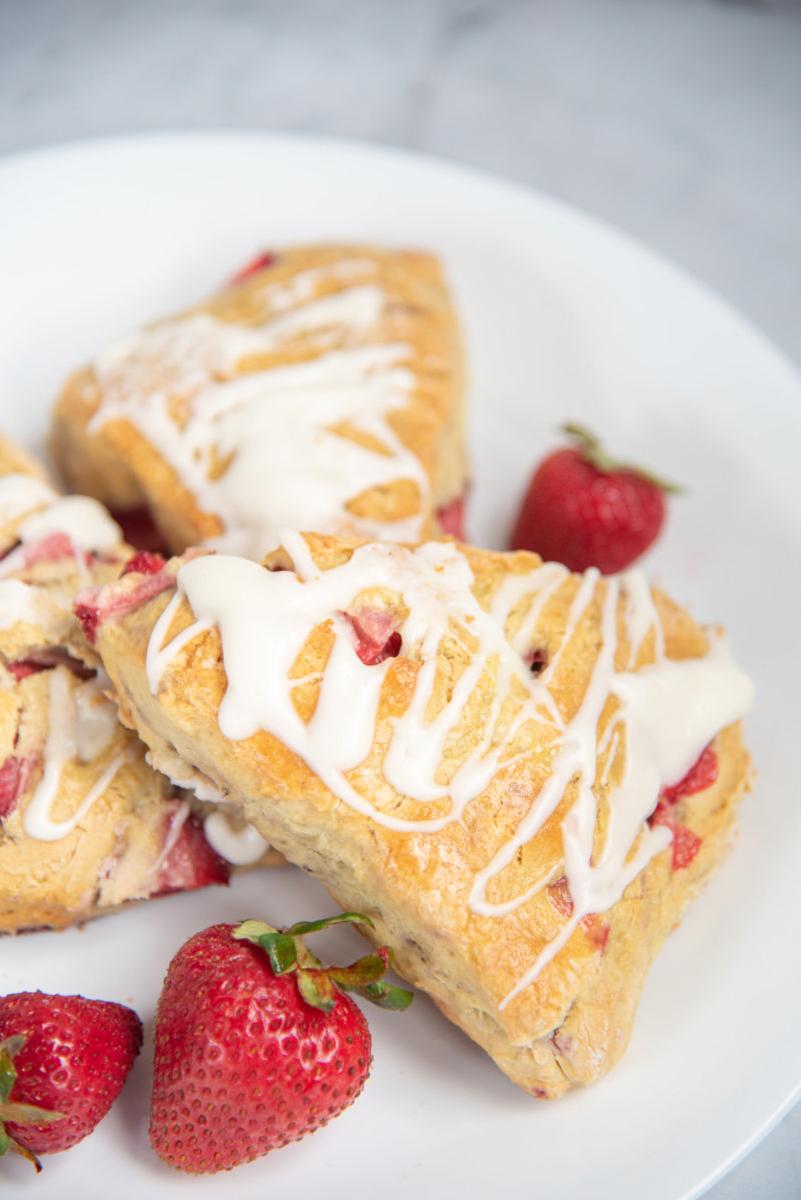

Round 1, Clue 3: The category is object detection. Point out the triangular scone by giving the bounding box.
[0,438,238,933]
[81,533,753,1096]
[52,245,466,558]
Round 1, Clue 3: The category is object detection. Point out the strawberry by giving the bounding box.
[122,550,167,577]
[0,755,38,820]
[343,608,402,665]
[510,423,680,574]
[149,809,230,897]
[75,568,175,643]
[0,992,142,1171]
[546,877,610,952]
[149,913,412,1174]
[649,806,703,870]
[436,494,467,540]
[660,743,717,807]
[646,744,717,872]
[228,250,277,287]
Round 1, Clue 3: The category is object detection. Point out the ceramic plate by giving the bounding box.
[1,133,799,1200]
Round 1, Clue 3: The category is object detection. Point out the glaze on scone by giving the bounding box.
[0,437,236,932]
[52,245,467,558]
[81,533,752,1095]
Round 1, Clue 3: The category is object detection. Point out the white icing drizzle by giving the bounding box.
[90,262,431,559]
[169,772,225,805]
[0,474,57,524]
[148,800,190,879]
[147,539,754,1005]
[204,811,269,865]
[165,765,268,865]
[73,676,120,761]
[0,578,66,633]
[0,492,122,580]
[620,568,665,665]
[15,496,122,553]
[147,588,211,694]
[22,669,125,842]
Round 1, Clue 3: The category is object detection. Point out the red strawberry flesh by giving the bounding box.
[20,532,75,568]
[546,877,609,951]
[344,608,402,666]
[229,250,277,287]
[75,570,175,642]
[7,649,94,682]
[646,744,717,870]
[649,806,703,870]
[661,744,717,806]
[0,754,39,820]
[151,811,230,897]
[122,550,167,577]
[436,495,466,540]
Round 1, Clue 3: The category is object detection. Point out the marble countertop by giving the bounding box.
[1,1,800,1195]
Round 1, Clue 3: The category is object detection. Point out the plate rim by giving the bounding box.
[1,128,799,1200]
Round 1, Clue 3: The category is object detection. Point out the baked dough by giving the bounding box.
[0,438,236,932]
[80,533,753,1095]
[52,245,467,557]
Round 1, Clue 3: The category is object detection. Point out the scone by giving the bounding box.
[78,533,753,1095]
[0,439,236,932]
[52,245,467,558]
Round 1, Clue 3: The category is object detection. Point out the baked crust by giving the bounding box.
[86,534,752,1095]
[52,245,467,555]
[0,438,238,932]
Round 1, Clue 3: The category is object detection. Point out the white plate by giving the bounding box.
[0,133,799,1200]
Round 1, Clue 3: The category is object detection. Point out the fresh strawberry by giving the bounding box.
[0,992,142,1171]
[150,913,412,1174]
[228,250,277,287]
[510,423,680,574]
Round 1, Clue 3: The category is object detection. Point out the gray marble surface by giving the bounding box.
[1,1,801,1195]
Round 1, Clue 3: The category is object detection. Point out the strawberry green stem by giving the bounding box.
[233,914,413,1013]
[563,422,684,494]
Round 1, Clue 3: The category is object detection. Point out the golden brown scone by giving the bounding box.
[52,245,467,557]
[0,443,237,933]
[81,533,753,1095]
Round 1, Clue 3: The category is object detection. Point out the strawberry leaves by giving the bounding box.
[284,912,375,937]
[233,914,413,1014]
[0,1035,63,1173]
[563,422,683,494]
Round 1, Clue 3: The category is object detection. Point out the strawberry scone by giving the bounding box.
[0,438,236,933]
[52,244,467,558]
[80,532,753,1096]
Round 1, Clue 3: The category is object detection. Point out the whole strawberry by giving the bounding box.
[510,423,680,574]
[150,914,412,1174]
[0,992,142,1171]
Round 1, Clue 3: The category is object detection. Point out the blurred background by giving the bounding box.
[1,2,800,1195]
[2,0,800,366]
